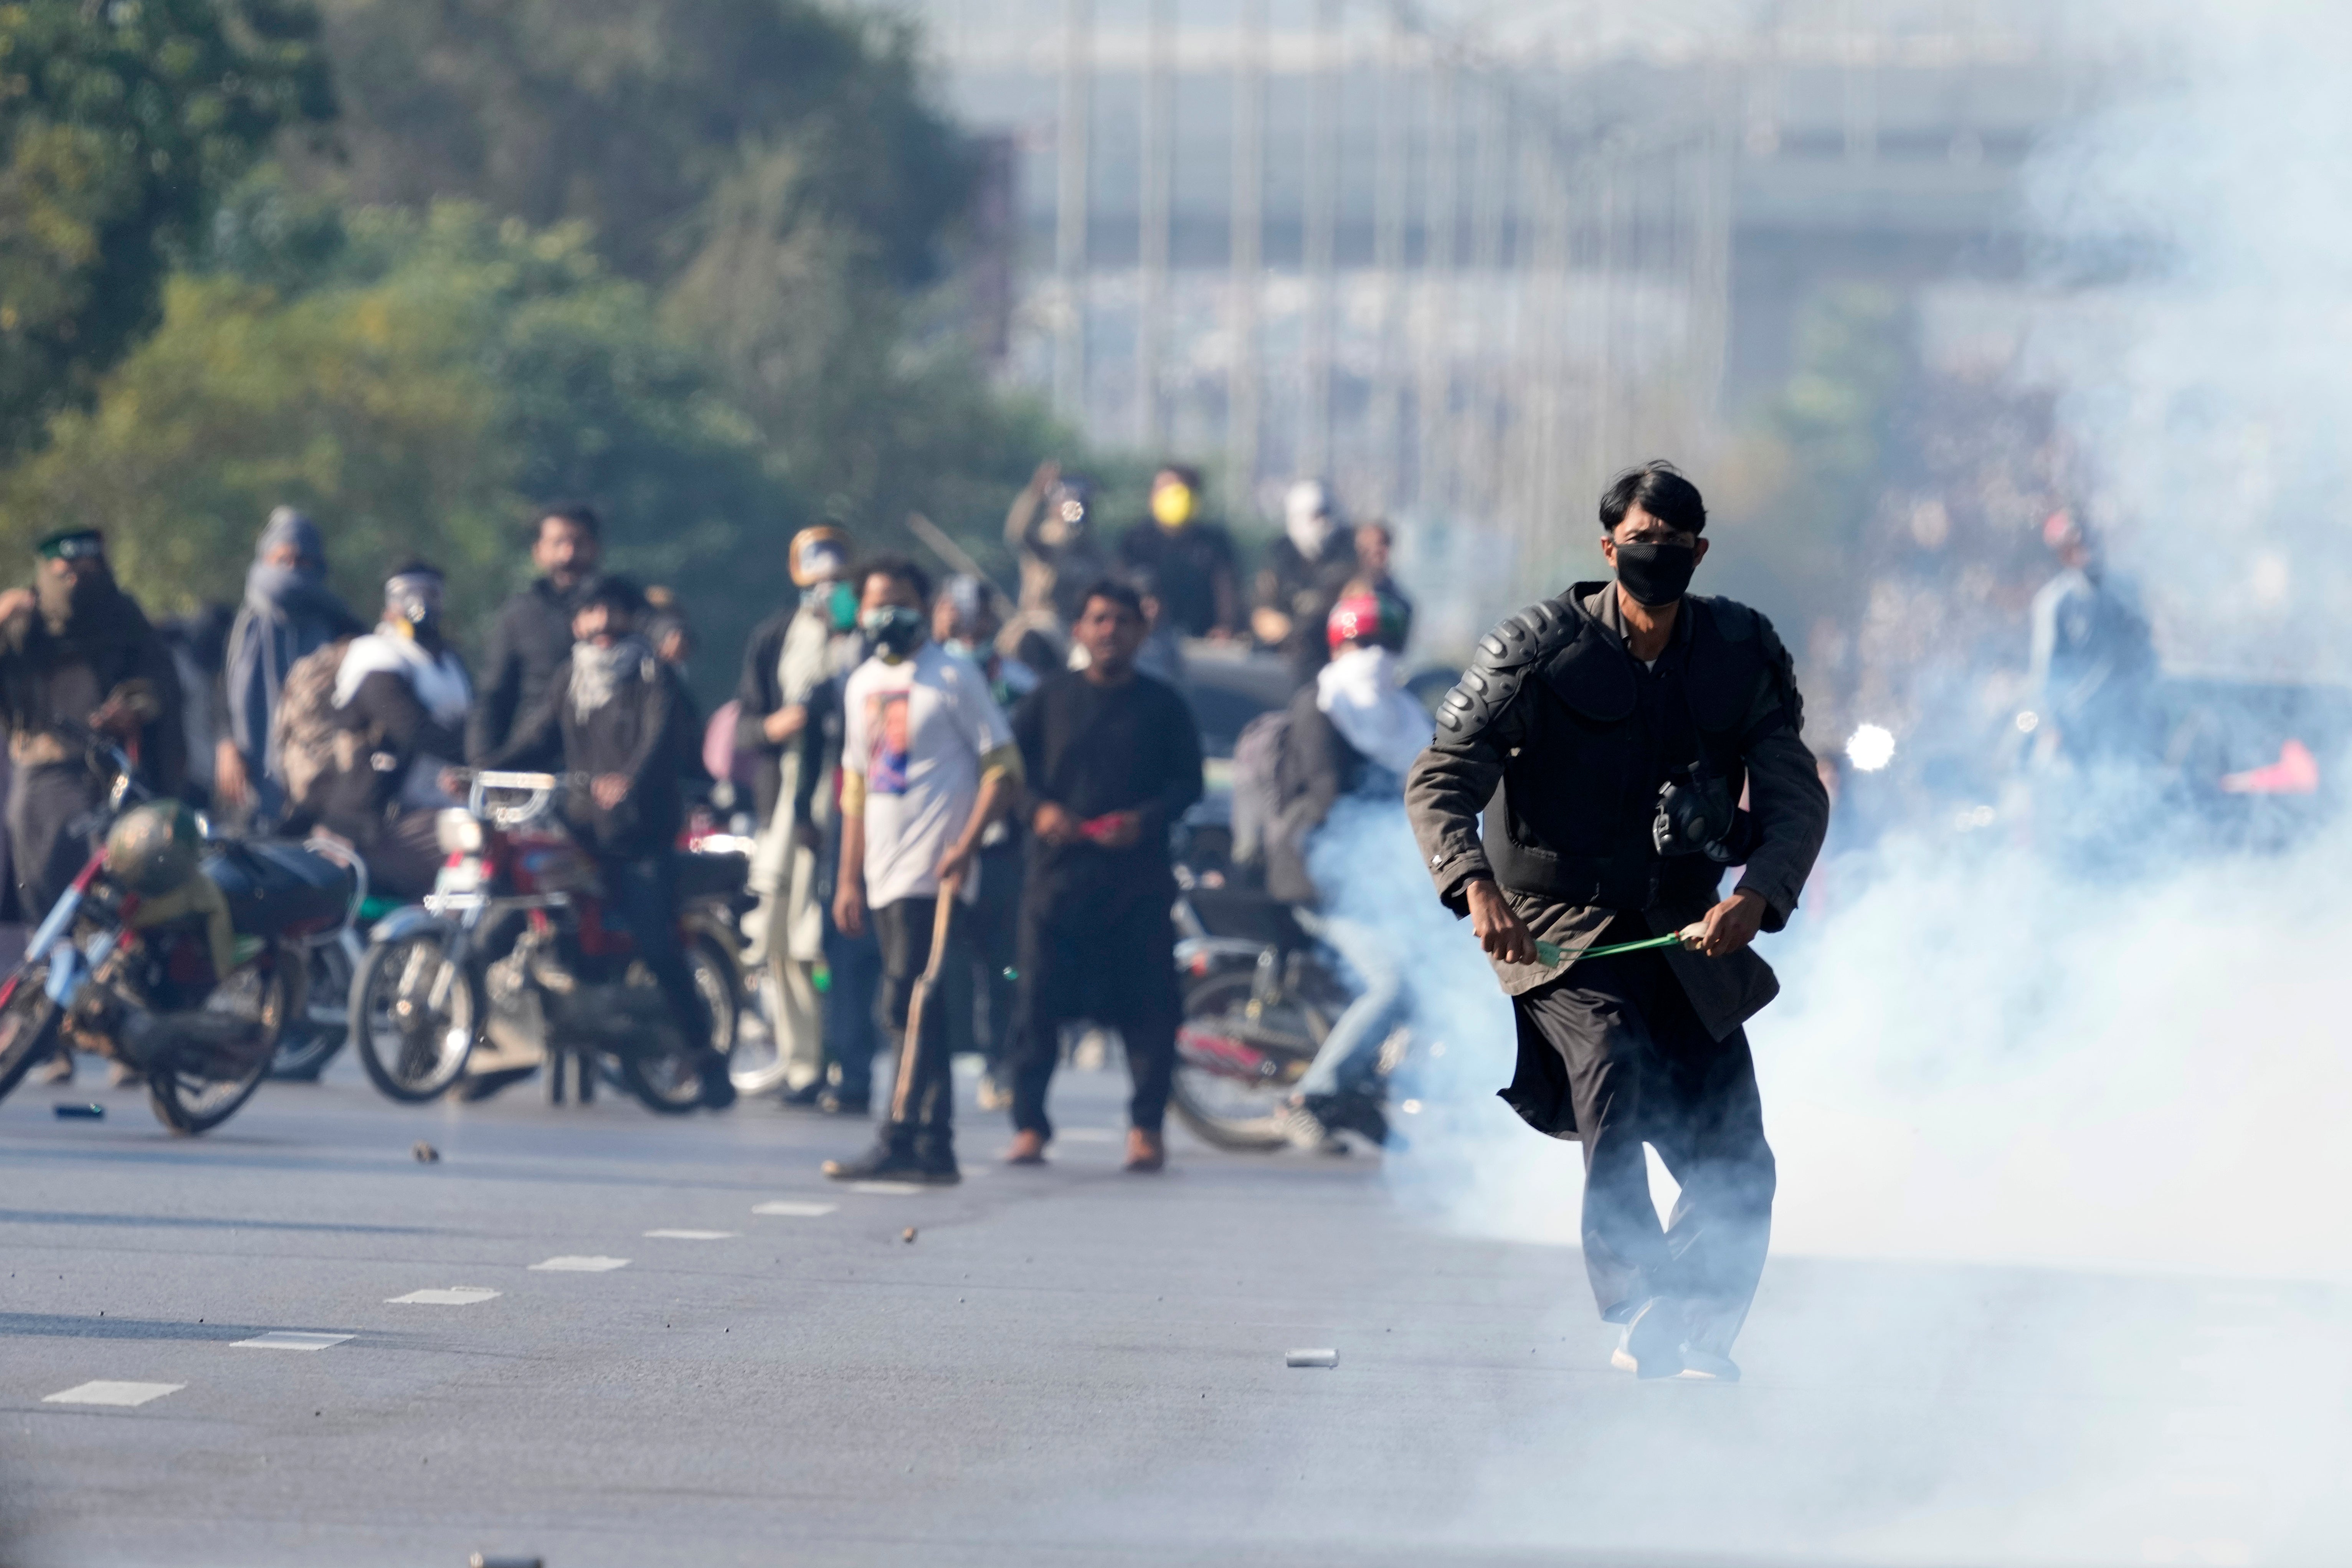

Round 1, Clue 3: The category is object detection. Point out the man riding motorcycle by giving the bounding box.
[315,564,473,901]
[483,575,736,1109]
[1264,585,1429,1150]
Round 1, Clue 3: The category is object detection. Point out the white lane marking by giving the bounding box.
[387,1287,501,1305]
[44,1381,183,1407]
[642,1229,737,1240]
[752,1201,836,1217]
[233,1331,353,1352]
[849,1181,925,1196]
[529,1256,629,1272]
[1059,1128,1118,1143]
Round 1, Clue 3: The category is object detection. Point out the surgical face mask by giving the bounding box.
[1611,540,1698,608]
[860,604,925,660]
[941,637,976,662]
[1151,483,1194,529]
[806,580,857,633]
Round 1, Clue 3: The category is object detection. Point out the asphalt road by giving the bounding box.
[0,1051,2344,1568]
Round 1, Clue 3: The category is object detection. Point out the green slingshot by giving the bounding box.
[1531,932,1688,968]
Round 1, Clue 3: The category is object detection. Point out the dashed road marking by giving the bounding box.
[530,1256,629,1272]
[643,1229,736,1240]
[233,1331,353,1352]
[43,1381,183,1407]
[752,1201,837,1217]
[387,1287,501,1305]
[849,1182,926,1196]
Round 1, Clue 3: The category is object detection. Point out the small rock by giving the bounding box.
[901,1227,917,1244]
[413,1141,440,1164]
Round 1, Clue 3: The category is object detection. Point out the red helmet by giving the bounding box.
[1326,588,1411,651]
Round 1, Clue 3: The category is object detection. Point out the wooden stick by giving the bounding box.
[887,877,961,1125]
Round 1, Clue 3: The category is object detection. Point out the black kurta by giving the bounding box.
[1004,668,1204,1139]
[1011,669,1203,909]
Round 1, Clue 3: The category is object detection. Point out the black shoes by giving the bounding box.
[1611,1297,1686,1380]
[777,1081,825,1109]
[1301,1091,1394,1150]
[697,1054,738,1110]
[822,1137,960,1185]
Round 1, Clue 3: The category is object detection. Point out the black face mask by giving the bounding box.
[860,605,925,660]
[1612,540,1698,608]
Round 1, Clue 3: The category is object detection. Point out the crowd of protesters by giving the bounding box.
[0,464,1427,1177]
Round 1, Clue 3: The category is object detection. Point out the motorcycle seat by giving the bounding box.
[202,840,357,938]
[675,849,750,903]
[1182,885,1307,953]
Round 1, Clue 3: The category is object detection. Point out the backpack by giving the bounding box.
[1226,707,1293,871]
[272,635,356,811]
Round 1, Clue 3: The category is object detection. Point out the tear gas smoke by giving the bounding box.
[1301,5,2352,1560]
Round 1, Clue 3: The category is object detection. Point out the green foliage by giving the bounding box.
[292,0,1057,571]
[0,0,333,456]
[0,200,799,688]
[0,0,1067,699]
[301,0,968,291]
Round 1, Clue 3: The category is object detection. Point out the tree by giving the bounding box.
[291,0,1052,563]
[0,0,333,456]
[0,200,800,694]
[298,0,967,290]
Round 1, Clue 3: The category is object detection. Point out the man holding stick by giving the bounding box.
[822,555,1019,1186]
[1405,463,1829,1382]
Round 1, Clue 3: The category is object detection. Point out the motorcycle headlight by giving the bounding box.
[436,809,486,856]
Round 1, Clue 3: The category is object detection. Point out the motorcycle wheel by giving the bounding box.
[149,947,291,1136]
[351,929,483,1102]
[269,938,354,1082]
[0,965,66,1100]
[617,930,740,1115]
[1169,968,1323,1153]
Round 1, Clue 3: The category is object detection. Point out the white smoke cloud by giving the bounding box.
[1295,7,2352,1560]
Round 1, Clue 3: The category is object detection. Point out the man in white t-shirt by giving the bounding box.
[822,555,1020,1185]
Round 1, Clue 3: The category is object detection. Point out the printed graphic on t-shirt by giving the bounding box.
[865,691,911,794]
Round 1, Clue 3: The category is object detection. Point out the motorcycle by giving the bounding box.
[1167,877,1411,1152]
[0,740,357,1133]
[347,770,748,1113]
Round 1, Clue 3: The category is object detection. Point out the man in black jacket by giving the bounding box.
[486,575,735,1110]
[0,528,186,1085]
[1116,464,1241,640]
[0,529,186,922]
[1003,579,1204,1172]
[468,504,603,770]
[1405,462,1830,1383]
